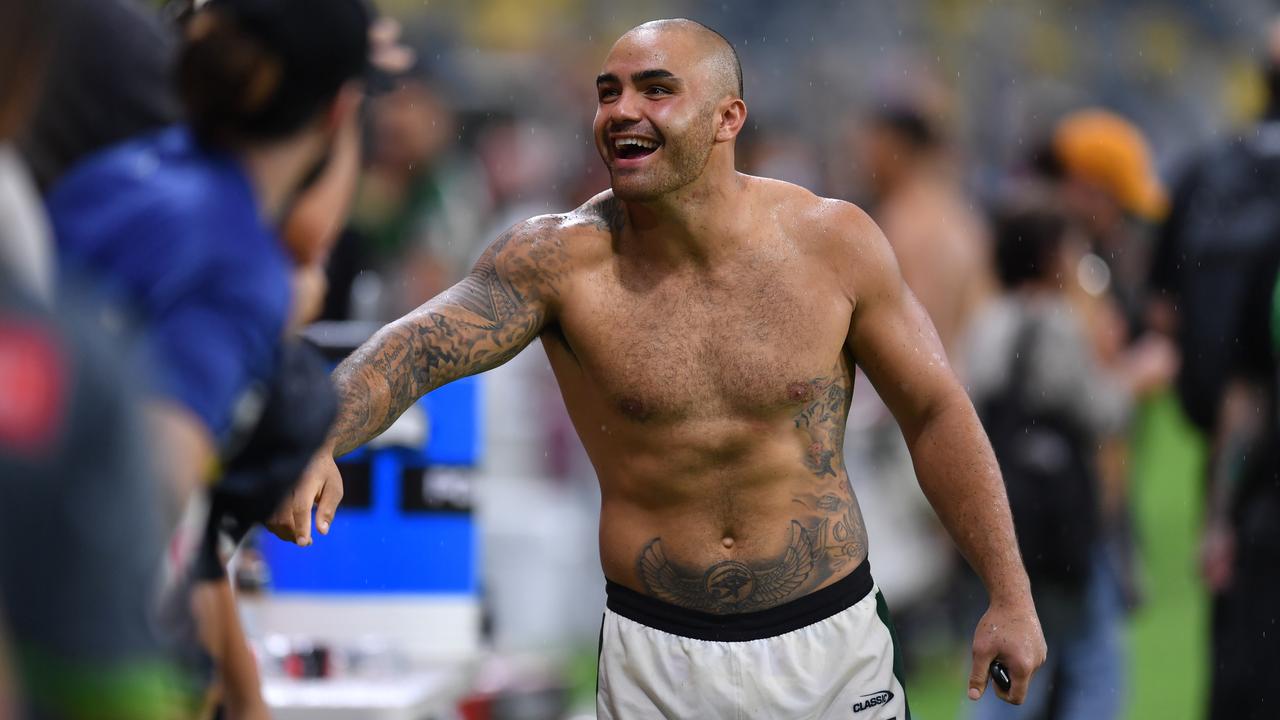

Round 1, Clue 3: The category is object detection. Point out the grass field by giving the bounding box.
[907,394,1210,720]
[1127,394,1208,720]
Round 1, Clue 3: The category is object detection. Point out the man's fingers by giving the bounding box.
[314,468,343,535]
[285,468,327,545]
[968,645,996,701]
[263,458,336,545]
[265,504,298,543]
[1002,655,1037,705]
[970,604,1046,706]
[290,483,315,547]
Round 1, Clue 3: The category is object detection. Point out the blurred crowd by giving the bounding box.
[2,0,1280,719]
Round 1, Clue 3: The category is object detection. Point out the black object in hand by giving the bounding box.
[990,660,1012,693]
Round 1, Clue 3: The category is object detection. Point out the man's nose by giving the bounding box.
[610,88,643,123]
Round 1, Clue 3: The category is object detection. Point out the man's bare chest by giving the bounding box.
[554,264,852,421]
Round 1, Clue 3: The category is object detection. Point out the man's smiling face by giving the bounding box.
[593,23,729,202]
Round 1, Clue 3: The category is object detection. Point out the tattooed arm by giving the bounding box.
[830,202,1045,706]
[267,217,565,544]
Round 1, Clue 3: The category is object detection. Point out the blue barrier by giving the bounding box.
[260,375,482,595]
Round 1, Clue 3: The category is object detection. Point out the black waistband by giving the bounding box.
[605,560,873,642]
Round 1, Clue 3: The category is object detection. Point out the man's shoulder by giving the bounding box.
[746,176,881,256]
[568,190,626,235]
[482,196,615,296]
[490,193,616,263]
[745,178,900,307]
[744,175,868,226]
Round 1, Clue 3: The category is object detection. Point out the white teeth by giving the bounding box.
[614,137,659,151]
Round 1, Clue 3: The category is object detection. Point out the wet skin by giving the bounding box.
[329,182,881,612]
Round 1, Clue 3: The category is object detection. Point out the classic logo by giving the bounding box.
[851,690,894,713]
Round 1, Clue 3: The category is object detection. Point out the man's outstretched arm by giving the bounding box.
[833,202,1046,705]
[268,218,566,544]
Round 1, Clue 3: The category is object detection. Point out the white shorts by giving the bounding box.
[597,561,910,719]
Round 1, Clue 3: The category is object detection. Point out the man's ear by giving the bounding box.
[715,97,748,143]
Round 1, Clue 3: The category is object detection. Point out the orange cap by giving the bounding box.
[1053,109,1168,221]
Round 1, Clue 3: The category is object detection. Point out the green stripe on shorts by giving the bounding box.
[875,590,912,720]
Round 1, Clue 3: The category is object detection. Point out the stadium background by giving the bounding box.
[15,0,1275,716]
[303,2,1255,715]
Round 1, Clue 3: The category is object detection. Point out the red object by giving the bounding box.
[0,318,66,454]
[457,692,495,720]
[283,652,305,679]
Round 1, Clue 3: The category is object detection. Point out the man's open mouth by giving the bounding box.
[613,136,661,160]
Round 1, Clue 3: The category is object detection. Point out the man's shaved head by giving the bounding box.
[621,18,743,100]
[595,18,748,201]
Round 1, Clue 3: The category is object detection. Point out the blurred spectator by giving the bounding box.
[17,0,178,193]
[965,200,1172,720]
[1034,108,1168,340]
[0,0,182,717]
[855,105,994,361]
[49,0,362,528]
[1152,25,1280,436]
[1152,17,1280,718]
[1028,108,1177,619]
[839,105,993,650]
[334,77,490,320]
[0,262,179,720]
[45,0,370,713]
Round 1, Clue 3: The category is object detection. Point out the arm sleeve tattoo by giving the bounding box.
[327,221,562,456]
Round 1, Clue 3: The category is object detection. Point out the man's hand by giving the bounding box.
[968,600,1047,704]
[266,446,343,546]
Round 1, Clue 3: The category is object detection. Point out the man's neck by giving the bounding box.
[618,162,748,265]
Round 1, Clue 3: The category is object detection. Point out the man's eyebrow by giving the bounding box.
[633,69,678,83]
[596,69,680,86]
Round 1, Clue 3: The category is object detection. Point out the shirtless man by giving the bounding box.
[270,19,1046,717]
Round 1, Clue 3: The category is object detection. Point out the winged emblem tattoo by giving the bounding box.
[636,520,828,613]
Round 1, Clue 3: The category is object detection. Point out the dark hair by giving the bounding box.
[177,0,369,146]
[0,0,60,140]
[696,20,744,99]
[871,106,940,152]
[993,202,1070,289]
[670,18,742,99]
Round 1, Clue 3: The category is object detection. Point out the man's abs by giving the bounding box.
[596,457,870,615]
[567,389,869,614]
[544,330,867,614]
